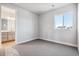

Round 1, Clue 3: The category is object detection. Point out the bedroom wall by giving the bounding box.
[78,3,79,51]
[0,3,39,44]
[0,5,1,45]
[39,4,77,47]
[16,7,38,44]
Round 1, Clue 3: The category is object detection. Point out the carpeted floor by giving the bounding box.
[0,39,79,56]
[13,39,79,56]
[0,47,5,56]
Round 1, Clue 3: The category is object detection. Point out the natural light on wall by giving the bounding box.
[55,11,73,30]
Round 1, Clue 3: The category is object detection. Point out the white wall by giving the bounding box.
[78,3,79,51]
[0,5,1,45]
[0,3,38,44]
[16,7,38,44]
[39,4,77,47]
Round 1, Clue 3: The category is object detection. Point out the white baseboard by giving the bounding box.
[16,38,37,45]
[40,38,77,47]
[15,37,77,47]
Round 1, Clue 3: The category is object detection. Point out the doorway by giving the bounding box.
[0,6,16,48]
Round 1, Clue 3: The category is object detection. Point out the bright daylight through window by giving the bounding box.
[55,11,73,30]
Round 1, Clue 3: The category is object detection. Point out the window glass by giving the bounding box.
[55,11,73,30]
[64,12,73,29]
[55,14,63,29]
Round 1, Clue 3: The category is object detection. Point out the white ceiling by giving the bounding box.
[14,3,70,14]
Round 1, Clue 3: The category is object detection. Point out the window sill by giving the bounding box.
[55,29,72,31]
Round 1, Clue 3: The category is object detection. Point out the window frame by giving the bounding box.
[54,11,73,30]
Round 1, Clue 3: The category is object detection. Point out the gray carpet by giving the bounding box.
[13,39,79,56]
[0,47,5,56]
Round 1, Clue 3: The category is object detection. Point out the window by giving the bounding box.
[55,11,73,30]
